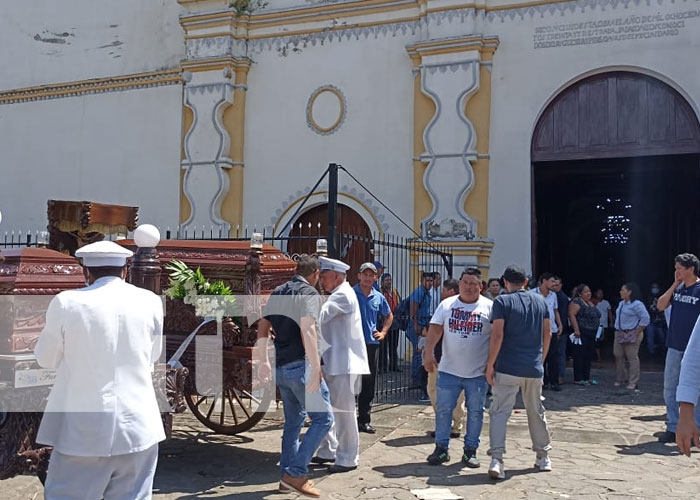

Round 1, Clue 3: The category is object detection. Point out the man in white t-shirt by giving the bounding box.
[594,289,612,328]
[530,273,562,390]
[423,267,493,468]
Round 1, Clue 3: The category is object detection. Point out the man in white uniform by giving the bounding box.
[423,268,493,467]
[315,257,369,473]
[35,241,165,500]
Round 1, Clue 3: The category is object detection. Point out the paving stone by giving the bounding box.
[3,368,700,499]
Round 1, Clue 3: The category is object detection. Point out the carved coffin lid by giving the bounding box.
[118,240,296,294]
[0,248,84,295]
[47,200,138,236]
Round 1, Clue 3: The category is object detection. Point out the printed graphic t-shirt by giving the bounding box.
[668,281,700,351]
[430,294,493,379]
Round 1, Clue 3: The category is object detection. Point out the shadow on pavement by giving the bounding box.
[373,461,537,485]
[380,434,434,447]
[631,413,666,422]
[615,441,681,456]
[154,440,279,496]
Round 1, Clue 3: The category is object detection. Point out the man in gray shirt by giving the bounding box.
[485,265,552,480]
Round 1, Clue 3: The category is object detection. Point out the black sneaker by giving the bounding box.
[658,431,676,443]
[462,448,480,468]
[427,445,450,465]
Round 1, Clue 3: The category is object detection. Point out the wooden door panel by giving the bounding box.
[532,72,700,161]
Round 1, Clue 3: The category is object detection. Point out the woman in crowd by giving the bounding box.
[485,278,503,299]
[613,283,650,390]
[568,284,601,386]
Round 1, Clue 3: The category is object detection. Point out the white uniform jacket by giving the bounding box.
[319,281,369,376]
[35,276,165,457]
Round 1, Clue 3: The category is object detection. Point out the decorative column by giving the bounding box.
[407,36,498,276]
[179,1,252,234]
[129,224,162,294]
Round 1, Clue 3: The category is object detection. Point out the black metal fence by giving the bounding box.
[1,224,452,405]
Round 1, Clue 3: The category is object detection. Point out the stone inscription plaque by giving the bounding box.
[533,9,699,49]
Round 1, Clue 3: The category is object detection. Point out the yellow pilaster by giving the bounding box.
[407,36,499,275]
[465,46,496,239]
[221,62,250,234]
[179,106,195,224]
[410,54,435,235]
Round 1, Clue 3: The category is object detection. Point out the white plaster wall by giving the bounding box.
[0,0,183,90]
[0,86,183,232]
[485,1,700,276]
[243,33,415,236]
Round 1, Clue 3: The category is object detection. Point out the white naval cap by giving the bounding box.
[319,256,350,273]
[75,240,134,267]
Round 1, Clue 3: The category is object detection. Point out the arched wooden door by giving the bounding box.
[287,204,372,282]
[532,72,700,161]
[531,71,700,298]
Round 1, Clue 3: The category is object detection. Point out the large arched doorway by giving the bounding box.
[532,71,700,358]
[287,204,372,282]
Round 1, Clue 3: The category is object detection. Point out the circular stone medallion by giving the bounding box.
[307,85,346,135]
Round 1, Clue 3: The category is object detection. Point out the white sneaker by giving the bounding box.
[534,456,552,472]
[488,458,505,479]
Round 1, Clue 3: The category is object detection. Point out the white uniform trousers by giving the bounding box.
[44,444,158,500]
[316,373,361,467]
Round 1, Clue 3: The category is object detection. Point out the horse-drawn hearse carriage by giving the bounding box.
[0,201,298,482]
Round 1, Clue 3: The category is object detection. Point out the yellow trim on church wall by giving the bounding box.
[0,69,182,104]
[245,15,421,39]
[180,105,195,224]
[408,36,497,269]
[410,53,436,236]
[465,61,494,239]
[220,62,251,235]
[307,86,346,134]
[248,3,416,30]
[179,0,581,42]
[181,57,251,73]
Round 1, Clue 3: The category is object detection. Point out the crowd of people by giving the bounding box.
[31,243,700,499]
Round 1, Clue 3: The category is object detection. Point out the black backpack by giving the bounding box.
[393,296,410,331]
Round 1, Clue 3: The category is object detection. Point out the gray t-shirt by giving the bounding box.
[492,289,549,378]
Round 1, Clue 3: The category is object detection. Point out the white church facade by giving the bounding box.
[1,0,699,280]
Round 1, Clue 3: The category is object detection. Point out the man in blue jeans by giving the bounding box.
[256,255,332,498]
[656,253,700,444]
[408,272,434,391]
[422,267,493,467]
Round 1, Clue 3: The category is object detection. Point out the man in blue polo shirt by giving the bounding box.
[656,253,700,443]
[355,262,393,433]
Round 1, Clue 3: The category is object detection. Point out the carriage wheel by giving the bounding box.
[184,382,272,435]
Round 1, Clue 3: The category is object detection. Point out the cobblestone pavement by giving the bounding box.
[5,367,700,499]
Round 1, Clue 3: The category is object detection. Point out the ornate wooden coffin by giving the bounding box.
[47,200,139,255]
[118,240,297,340]
[0,248,84,355]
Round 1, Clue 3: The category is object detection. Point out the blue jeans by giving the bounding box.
[645,324,666,355]
[435,371,487,450]
[276,360,334,477]
[664,348,700,433]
